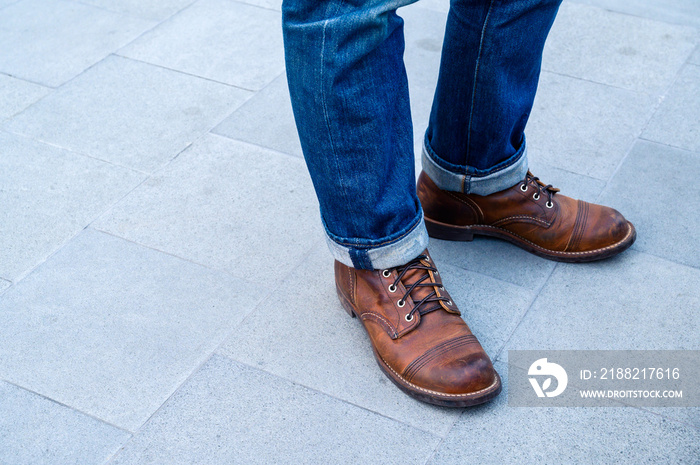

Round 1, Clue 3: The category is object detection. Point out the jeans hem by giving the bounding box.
[324,213,429,270]
[421,137,528,195]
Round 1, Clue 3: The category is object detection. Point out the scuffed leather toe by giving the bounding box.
[574,204,634,253]
[408,349,497,396]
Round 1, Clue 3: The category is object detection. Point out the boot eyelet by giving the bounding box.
[520,184,528,192]
[546,200,554,208]
[446,300,452,306]
[388,284,397,293]
[533,193,540,201]
[405,314,413,322]
[397,299,405,308]
[382,270,391,278]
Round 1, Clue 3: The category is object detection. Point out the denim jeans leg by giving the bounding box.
[283,0,427,270]
[423,0,563,195]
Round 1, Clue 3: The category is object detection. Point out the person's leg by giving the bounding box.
[282,0,501,407]
[424,0,562,194]
[283,0,426,271]
[418,0,636,261]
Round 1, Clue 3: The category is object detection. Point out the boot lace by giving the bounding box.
[385,254,451,322]
[520,171,560,208]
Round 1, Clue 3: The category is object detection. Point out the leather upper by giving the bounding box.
[335,251,498,395]
[417,170,631,253]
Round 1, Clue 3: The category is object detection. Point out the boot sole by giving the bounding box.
[425,217,637,263]
[336,286,502,408]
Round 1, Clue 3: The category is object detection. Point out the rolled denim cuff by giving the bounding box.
[421,138,529,196]
[323,212,429,270]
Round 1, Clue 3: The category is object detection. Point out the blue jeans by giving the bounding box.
[283,0,562,270]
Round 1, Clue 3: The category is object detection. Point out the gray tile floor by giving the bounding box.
[0,0,698,463]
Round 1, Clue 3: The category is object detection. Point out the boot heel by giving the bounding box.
[336,286,357,318]
[425,217,474,241]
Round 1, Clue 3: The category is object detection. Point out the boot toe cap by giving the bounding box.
[409,350,499,396]
[578,204,634,251]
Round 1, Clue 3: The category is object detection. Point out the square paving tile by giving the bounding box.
[642,65,700,153]
[572,0,700,28]
[0,381,130,465]
[213,73,303,157]
[0,74,50,121]
[598,140,700,269]
[0,229,260,432]
[427,362,700,465]
[503,250,700,354]
[527,71,654,180]
[0,131,144,281]
[544,2,698,93]
[0,0,154,87]
[119,0,284,90]
[4,55,251,173]
[78,0,196,21]
[219,247,466,436]
[110,355,440,465]
[94,134,323,283]
[219,247,531,434]
[427,238,555,290]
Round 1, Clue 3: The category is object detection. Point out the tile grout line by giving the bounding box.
[208,132,305,162]
[637,135,700,157]
[225,0,281,13]
[216,352,451,440]
[0,128,151,176]
[112,53,262,93]
[626,245,700,273]
[202,70,287,136]
[1,379,134,435]
[540,68,655,94]
[421,411,460,465]
[634,406,700,432]
[105,0,203,55]
[91,227,265,279]
[64,0,198,22]
[0,70,54,88]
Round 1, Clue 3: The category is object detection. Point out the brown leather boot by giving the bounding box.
[417,171,636,262]
[335,250,501,407]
